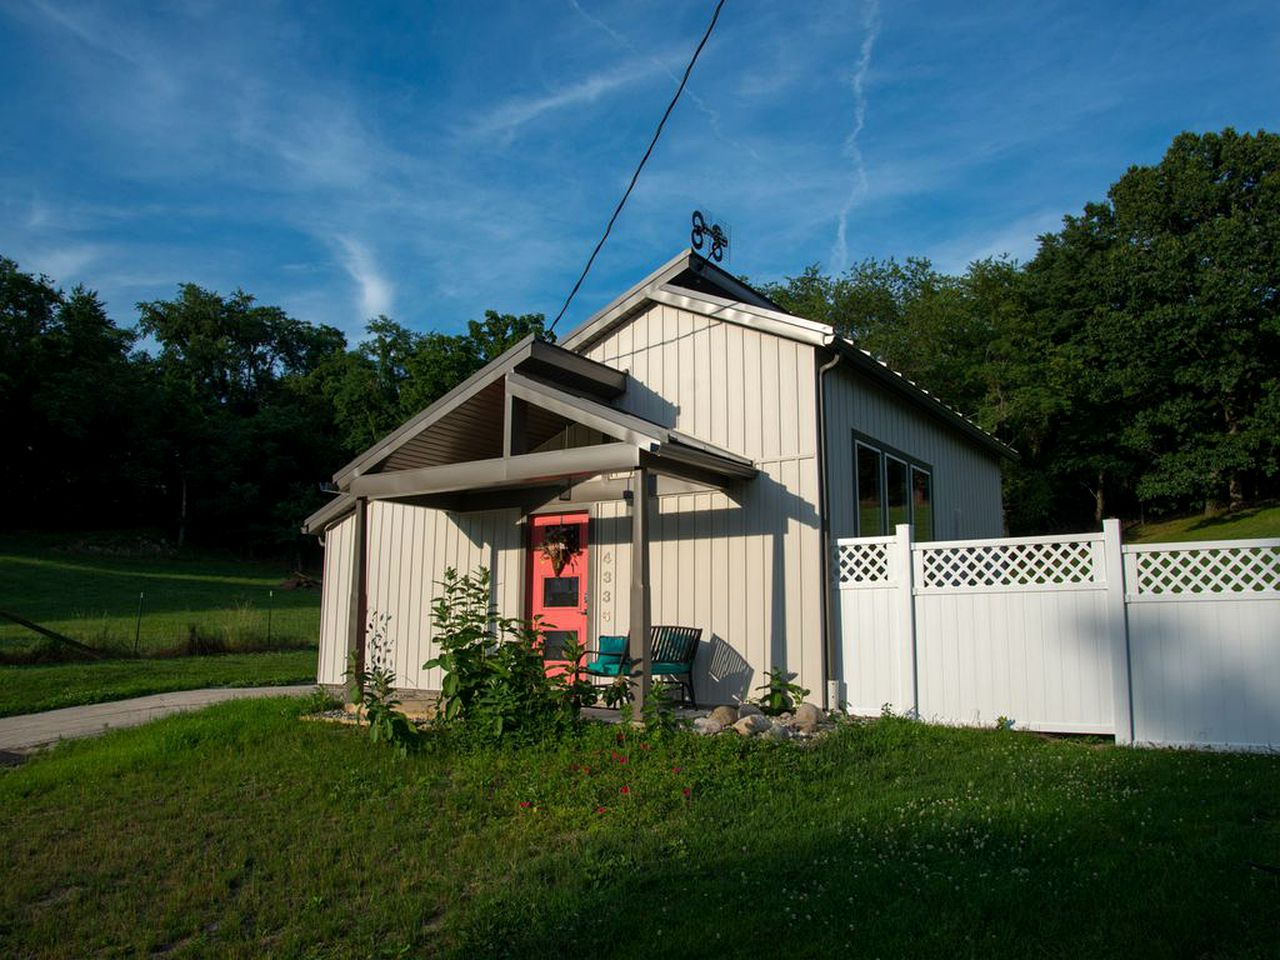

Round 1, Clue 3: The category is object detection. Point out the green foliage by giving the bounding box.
[640,680,682,738]
[762,127,1280,530]
[346,613,418,758]
[425,567,576,742]
[753,669,810,716]
[4,699,1280,958]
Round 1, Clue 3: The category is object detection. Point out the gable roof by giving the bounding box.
[331,336,626,488]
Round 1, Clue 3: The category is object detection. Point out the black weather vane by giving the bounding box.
[690,209,729,263]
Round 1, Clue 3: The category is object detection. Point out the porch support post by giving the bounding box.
[629,466,653,716]
[350,496,369,677]
[503,385,526,458]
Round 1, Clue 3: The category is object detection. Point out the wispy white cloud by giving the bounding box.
[333,236,393,320]
[829,0,880,272]
[463,56,668,142]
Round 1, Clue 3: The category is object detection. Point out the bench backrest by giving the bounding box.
[649,625,702,665]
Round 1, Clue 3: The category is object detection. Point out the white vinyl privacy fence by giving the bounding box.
[834,521,1280,750]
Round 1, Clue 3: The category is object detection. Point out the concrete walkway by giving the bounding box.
[0,684,316,757]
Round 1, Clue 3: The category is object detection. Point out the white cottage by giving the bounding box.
[304,250,1015,708]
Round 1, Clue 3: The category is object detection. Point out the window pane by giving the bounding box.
[886,456,909,532]
[856,444,882,535]
[543,576,579,608]
[542,629,578,661]
[911,467,933,541]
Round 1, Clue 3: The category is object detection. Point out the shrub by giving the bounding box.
[346,612,418,757]
[425,567,579,742]
[753,669,810,716]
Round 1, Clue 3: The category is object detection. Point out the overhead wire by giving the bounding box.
[545,0,727,336]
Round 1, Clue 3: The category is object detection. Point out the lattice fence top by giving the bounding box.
[920,539,1099,590]
[1129,544,1280,595]
[836,541,892,585]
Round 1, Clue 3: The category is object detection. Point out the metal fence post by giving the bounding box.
[893,523,918,718]
[1102,518,1134,744]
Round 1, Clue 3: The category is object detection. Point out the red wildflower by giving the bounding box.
[620,785,630,795]
[671,766,682,774]
[682,787,692,799]
[641,743,651,751]
[519,801,532,809]
[595,806,607,814]
[615,732,625,744]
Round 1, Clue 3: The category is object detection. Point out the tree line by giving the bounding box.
[760,128,1279,532]
[0,128,1275,550]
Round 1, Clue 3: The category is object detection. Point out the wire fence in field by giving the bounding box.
[0,585,322,660]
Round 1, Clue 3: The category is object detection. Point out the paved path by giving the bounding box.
[0,685,316,756]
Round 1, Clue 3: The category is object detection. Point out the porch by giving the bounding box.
[304,338,757,710]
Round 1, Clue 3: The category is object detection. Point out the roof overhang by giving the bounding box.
[331,336,627,487]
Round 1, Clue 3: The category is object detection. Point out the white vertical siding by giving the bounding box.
[317,512,355,685]
[363,501,523,691]
[823,365,1004,541]
[584,302,824,703]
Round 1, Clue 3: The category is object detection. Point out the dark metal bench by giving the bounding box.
[586,625,702,708]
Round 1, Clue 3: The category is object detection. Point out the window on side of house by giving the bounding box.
[911,466,933,540]
[856,442,883,536]
[853,434,934,540]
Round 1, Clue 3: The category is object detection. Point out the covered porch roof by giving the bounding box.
[302,352,755,535]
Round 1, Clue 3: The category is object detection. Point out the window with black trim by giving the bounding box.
[853,434,934,539]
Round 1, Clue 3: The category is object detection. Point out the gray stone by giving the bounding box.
[763,721,792,741]
[692,717,723,736]
[737,703,764,719]
[733,713,771,736]
[709,705,739,726]
[794,702,824,733]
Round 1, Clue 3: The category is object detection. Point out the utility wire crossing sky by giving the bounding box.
[1,0,1276,339]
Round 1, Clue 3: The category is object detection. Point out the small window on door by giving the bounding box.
[543,577,579,608]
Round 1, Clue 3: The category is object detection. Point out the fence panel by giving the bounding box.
[1125,540,1280,750]
[835,526,1279,750]
[834,534,905,716]
[912,532,1116,734]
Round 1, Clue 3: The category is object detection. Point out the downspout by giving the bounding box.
[815,346,843,710]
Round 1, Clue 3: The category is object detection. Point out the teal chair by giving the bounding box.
[584,634,630,680]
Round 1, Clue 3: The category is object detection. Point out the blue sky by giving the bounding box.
[2,0,1277,340]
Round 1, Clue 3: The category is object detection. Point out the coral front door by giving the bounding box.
[528,512,589,673]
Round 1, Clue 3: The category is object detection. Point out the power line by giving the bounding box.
[546,0,727,336]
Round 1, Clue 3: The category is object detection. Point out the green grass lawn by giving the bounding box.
[0,650,317,718]
[1128,503,1280,543]
[2,700,1277,959]
[0,532,320,659]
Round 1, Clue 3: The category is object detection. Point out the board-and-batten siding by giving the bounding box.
[317,512,355,685]
[823,364,1004,542]
[583,302,824,703]
[315,502,524,689]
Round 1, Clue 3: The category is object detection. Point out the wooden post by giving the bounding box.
[503,384,526,458]
[629,467,653,716]
[1102,517,1134,744]
[893,523,918,718]
[350,496,369,676]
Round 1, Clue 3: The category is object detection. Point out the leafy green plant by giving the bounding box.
[345,612,418,757]
[425,567,576,741]
[640,680,682,738]
[753,669,810,716]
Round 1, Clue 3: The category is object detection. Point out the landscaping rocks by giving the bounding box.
[794,703,824,733]
[692,717,724,736]
[762,721,792,741]
[709,705,739,726]
[732,713,771,736]
[737,703,764,719]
